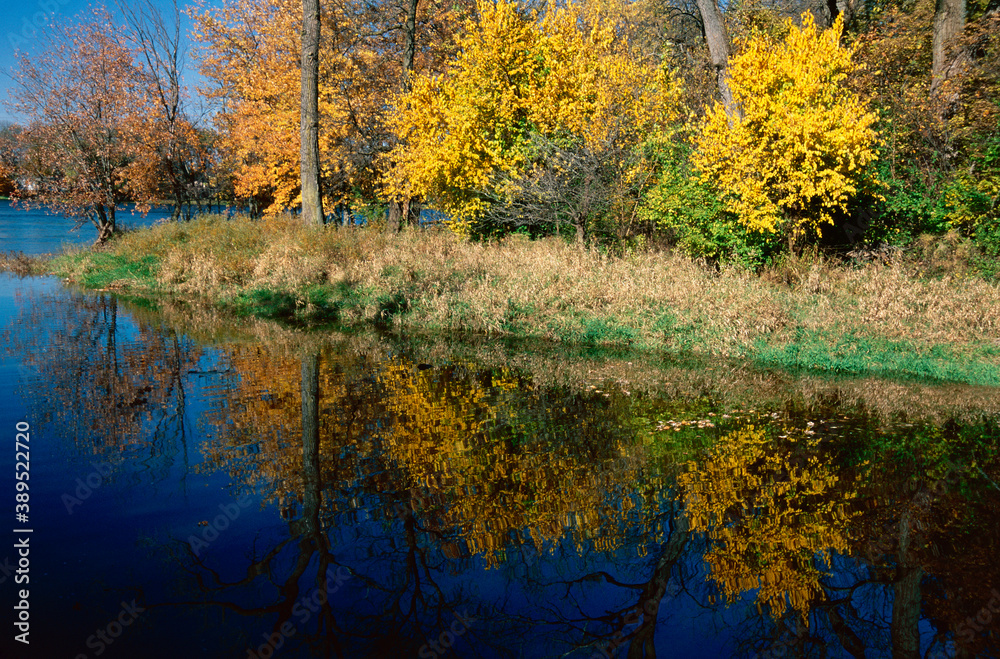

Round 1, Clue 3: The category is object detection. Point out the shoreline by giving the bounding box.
[24,214,1000,387]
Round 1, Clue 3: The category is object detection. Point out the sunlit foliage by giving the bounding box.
[192,0,468,216]
[384,0,681,232]
[693,13,880,244]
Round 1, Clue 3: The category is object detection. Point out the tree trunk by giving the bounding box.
[626,515,689,659]
[695,0,737,117]
[300,351,321,538]
[94,204,116,244]
[931,0,966,94]
[402,0,419,91]
[300,0,324,224]
[890,506,924,659]
[386,0,421,233]
[386,201,402,232]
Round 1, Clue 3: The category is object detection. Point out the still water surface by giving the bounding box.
[0,199,172,254]
[0,207,998,658]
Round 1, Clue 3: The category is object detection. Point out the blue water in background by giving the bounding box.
[0,200,173,254]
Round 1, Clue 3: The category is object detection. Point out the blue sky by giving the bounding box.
[0,0,218,124]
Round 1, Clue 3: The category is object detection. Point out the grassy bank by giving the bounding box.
[41,214,1000,386]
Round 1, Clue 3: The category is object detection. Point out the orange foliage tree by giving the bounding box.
[7,7,155,242]
[191,0,469,218]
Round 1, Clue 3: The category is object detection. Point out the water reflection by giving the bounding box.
[3,284,1000,658]
[679,425,862,622]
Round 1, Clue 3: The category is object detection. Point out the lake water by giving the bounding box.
[0,206,999,658]
[0,199,174,255]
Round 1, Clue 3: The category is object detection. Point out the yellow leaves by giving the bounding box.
[384,0,681,228]
[693,12,880,239]
[679,423,860,620]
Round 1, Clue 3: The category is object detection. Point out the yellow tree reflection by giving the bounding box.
[373,355,662,567]
[678,425,861,621]
[198,344,665,568]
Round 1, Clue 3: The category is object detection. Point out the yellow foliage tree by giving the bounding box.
[384,0,680,231]
[693,13,880,245]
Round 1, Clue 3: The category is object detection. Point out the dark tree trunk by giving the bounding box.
[300,0,324,224]
[626,515,689,659]
[94,204,117,244]
[386,194,421,232]
[891,507,924,659]
[300,351,321,538]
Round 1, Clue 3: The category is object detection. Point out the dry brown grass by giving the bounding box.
[762,249,1000,347]
[0,251,47,277]
[50,214,1000,382]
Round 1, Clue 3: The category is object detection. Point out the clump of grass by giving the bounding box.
[47,215,1000,384]
[0,251,48,277]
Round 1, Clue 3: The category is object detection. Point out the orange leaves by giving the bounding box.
[9,6,155,233]
[191,0,469,215]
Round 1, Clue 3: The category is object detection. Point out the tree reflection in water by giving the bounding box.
[4,288,1000,657]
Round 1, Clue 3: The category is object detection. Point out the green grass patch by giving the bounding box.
[52,252,159,290]
[231,284,347,325]
[753,330,1000,386]
[547,311,639,346]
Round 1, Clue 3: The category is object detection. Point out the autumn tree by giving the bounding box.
[850,0,999,241]
[0,122,19,197]
[385,0,681,237]
[192,0,468,219]
[693,12,879,249]
[116,0,216,221]
[7,7,153,242]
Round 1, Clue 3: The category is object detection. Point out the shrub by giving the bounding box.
[693,13,880,248]
[639,135,782,268]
